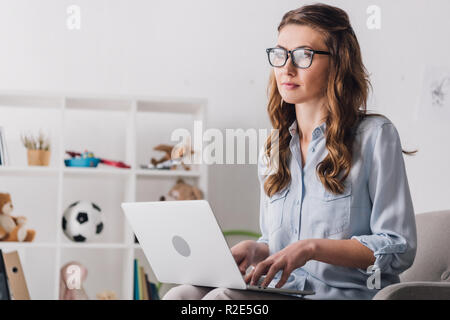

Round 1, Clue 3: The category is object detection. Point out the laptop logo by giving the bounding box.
[172,235,191,257]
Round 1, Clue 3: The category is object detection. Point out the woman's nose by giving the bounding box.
[282,54,297,75]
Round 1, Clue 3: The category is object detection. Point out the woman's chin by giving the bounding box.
[281,95,304,105]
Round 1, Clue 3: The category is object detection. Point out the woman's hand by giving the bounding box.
[248,240,315,289]
[230,240,269,278]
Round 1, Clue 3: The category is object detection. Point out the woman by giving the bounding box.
[163,3,417,300]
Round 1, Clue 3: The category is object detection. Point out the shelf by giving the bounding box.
[0,92,206,113]
[0,166,60,176]
[65,97,132,112]
[63,166,132,177]
[60,243,129,249]
[137,98,206,114]
[0,91,208,300]
[0,242,136,249]
[135,169,201,178]
[0,92,63,109]
[0,166,201,178]
[0,242,56,249]
[0,166,132,178]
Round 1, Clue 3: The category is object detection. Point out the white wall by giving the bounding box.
[0,0,449,239]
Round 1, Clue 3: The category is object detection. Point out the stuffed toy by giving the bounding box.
[150,144,194,170]
[96,290,117,300]
[0,193,35,242]
[59,261,89,300]
[160,178,204,201]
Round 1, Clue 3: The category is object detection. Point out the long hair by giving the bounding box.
[263,3,416,198]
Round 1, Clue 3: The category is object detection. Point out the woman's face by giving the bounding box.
[273,24,330,104]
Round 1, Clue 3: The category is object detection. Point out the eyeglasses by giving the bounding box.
[266,47,331,69]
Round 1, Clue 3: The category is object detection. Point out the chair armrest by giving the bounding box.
[373,282,450,300]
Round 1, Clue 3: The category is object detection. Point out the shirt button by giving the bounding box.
[312,129,320,138]
[311,147,315,152]
[294,229,298,234]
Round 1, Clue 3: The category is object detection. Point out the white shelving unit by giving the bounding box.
[0,91,208,299]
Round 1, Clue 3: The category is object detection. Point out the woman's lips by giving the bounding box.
[282,83,300,90]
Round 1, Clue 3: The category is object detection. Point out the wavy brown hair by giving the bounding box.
[263,3,416,198]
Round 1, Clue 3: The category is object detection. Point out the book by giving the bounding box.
[149,282,160,300]
[137,260,143,300]
[134,259,160,300]
[139,266,148,300]
[144,273,152,300]
[0,250,11,300]
[133,259,139,300]
[2,251,30,299]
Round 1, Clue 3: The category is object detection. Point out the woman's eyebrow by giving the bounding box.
[276,44,313,50]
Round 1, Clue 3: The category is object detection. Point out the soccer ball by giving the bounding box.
[62,200,104,242]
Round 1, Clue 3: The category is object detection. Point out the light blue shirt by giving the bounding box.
[257,115,417,299]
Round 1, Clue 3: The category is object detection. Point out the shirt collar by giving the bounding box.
[288,119,327,140]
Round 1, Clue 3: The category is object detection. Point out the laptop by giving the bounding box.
[121,200,315,297]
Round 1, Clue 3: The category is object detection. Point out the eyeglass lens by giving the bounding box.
[268,48,313,68]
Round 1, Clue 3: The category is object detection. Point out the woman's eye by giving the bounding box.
[274,51,285,59]
[298,50,312,58]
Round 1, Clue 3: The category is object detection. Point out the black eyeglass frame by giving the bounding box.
[266,47,331,69]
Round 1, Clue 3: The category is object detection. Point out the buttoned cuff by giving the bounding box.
[351,234,407,275]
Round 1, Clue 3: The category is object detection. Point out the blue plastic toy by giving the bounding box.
[65,150,101,167]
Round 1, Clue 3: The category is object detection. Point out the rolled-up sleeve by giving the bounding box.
[352,122,417,276]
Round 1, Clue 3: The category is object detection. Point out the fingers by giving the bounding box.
[244,267,254,284]
[275,265,292,288]
[250,260,271,286]
[238,259,249,275]
[261,260,285,288]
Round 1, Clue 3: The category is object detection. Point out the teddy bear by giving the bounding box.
[150,143,194,171]
[0,193,35,242]
[59,261,89,300]
[160,178,204,201]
